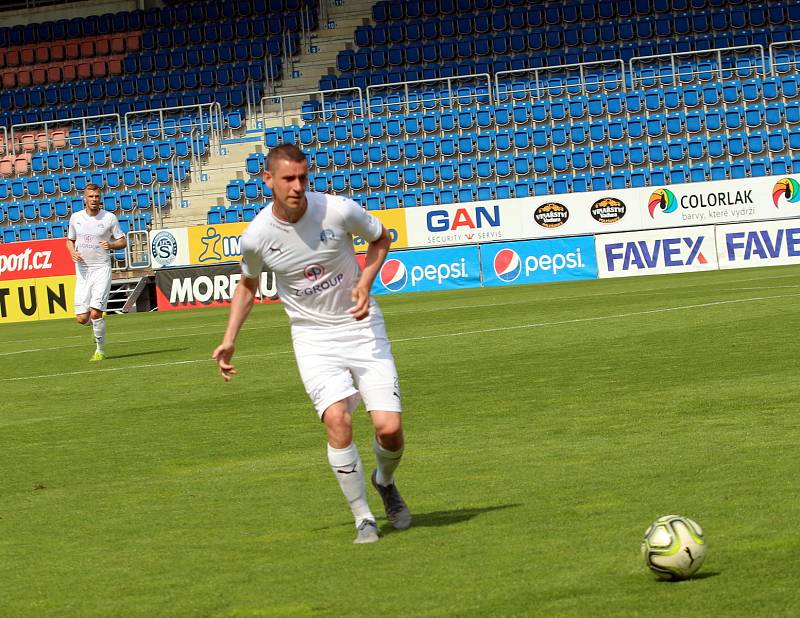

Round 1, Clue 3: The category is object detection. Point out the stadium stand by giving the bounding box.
[0,0,322,245]
[2,0,800,234]
[225,0,800,216]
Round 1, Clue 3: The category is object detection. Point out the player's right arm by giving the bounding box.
[213,231,264,381]
[65,238,83,263]
[66,215,83,262]
[212,275,259,381]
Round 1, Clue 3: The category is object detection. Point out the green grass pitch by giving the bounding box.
[2,266,800,617]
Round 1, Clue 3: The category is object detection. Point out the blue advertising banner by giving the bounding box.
[374,245,481,294]
[480,236,599,287]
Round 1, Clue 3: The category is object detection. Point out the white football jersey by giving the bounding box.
[240,192,384,330]
[67,209,124,267]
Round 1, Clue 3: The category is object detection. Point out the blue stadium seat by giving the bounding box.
[224,205,241,223]
[18,224,35,242]
[207,206,224,225]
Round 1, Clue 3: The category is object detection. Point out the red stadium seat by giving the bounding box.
[5,49,20,67]
[14,154,31,175]
[65,42,80,60]
[107,59,123,75]
[32,68,47,85]
[62,63,77,81]
[50,130,68,149]
[79,40,95,58]
[2,71,15,88]
[0,49,5,69]
[20,47,34,65]
[0,156,13,177]
[77,62,92,80]
[50,43,65,62]
[16,69,32,87]
[110,35,126,54]
[92,60,107,78]
[34,46,49,63]
[47,66,62,82]
[125,33,141,53]
[95,37,111,56]
[19,134,36,153]
[35,133,50,150]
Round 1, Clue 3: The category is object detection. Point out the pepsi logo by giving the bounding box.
[493,248,521,282]
[380,258,408,292]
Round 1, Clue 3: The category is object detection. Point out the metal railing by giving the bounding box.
[366,74,493,117]
[187,127,204,180]
[0,126,8,157]
[769,39,800,75]
[298,4,317,55]
[170,153,183,219]
[10,113,122,155]
[317,0,332,33]
[495,59,626,100]
[259,87,365,128]
[263,56,280,98]
[123,102,224,155]
[126,230,151,270]
[0,0,74,11]
[628,44,766,89]
[151,186,164,230]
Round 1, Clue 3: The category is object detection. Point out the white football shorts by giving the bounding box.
[74,263,112,314]
[292,320,402,418]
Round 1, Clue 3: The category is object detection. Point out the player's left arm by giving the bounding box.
[100,236,127,250]
[350,225,391,320]
[100,219,127,251]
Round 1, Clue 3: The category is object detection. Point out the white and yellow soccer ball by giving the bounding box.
[641,515,707,580]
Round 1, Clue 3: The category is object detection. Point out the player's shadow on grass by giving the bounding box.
[380,503,520,534]
[107,347,188,360]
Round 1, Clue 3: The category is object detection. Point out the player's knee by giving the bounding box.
[89,309,103,320]
[76,314,90,324]
[322,405,353,447]
[373,413,403,448]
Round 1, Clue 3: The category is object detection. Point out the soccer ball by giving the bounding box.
[641,515,707,580]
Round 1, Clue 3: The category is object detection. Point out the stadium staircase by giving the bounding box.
[108,276,145,314]
[159,0,376,229]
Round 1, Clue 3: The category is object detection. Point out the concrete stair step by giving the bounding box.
[294,51,341,65]
[157,0,376,230]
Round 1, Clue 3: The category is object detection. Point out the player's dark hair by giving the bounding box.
[266,143,306,170]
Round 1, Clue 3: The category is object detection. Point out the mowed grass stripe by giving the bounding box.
[1,266,799,617]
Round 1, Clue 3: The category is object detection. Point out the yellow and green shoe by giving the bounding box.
[90,351,107,362]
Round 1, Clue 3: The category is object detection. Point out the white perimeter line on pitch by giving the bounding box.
[0,350,294,382]
[4,292,797,382]
[5,271,800,349]
[393,292,800,343]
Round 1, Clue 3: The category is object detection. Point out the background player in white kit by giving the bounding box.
[212,144,410,544]
[66,183,126,361]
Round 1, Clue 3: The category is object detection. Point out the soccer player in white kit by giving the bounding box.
[66,184,126,361]
[212,144,410,544]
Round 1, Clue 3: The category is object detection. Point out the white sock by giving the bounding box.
[373,437,404,487]
[328,442,374,527]
[91,317,106,352]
